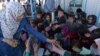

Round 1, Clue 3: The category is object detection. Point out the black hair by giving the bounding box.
[87,15,97,25]
[56,5,62,11]
[37,23,45,32]
[78,28,90,37]
[56,8,64,15]
[36,11,42,15]
[67,14,75,19]
[76,8,82,13]
[27,18,34,24]
[92,28,100,38]
[44,13,51,19]
[20,30,29,41]
[48,30,56,39]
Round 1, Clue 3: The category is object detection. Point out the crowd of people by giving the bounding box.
[22,5,100,56]
[0,1,100,56]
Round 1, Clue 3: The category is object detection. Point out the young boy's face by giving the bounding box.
[84,33,91,37]
[46,15,51,21]
[68,17,74,23]
[76,20,82,24]
[28,19,34,27]
[87,17,93,24]
[36,14,42,19]
[58,11,64,18]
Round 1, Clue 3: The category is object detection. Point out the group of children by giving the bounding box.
[20,7,100,56]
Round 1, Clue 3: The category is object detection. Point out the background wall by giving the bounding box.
[0,0,100,23]
[82,0,100,23]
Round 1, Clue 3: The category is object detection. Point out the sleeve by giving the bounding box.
[23,18,47,43]
[14,18,26,39]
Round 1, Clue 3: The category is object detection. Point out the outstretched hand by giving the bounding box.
[50,41,63,52]
[46,39,56,44]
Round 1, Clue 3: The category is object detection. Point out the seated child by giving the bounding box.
[78,28,94,49]
[43,13,51,27]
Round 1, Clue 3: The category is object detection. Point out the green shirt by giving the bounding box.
[25,52,31,56]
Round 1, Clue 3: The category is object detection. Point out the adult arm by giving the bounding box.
[23,18,47,43]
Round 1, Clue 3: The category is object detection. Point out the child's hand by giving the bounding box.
[53,41,63,50]
[54,25,60,29]
[50,41,63,51]
[25,38,30,52]
[46,39,56,44]
[50,43,66,56]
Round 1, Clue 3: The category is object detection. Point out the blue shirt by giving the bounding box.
[0,17,47,43]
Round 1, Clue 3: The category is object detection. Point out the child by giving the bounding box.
[34,11,43,25]
[78,28,94,49]
[86,15,97,27]
[28,19,40,56]
[43,23,60,56]
[66,14,79,39]
[85,15,98,31]
[25,38,31,56]
[20,30,29,43]
[43,13,51,27]
[76,8,86,24]
[55,9,66,25]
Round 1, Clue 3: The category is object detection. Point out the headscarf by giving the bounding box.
[0,2,25,39]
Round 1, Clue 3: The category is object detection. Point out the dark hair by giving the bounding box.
[87,15,97,25]
[76,8,82,13]
[78,28,90,37]
[44,13,51,19]
[57,8,64,15]
[27,18,33,24]
[56,5,62,11]
[36,11,42,15]
[21,30,29,40]
[37,23,45,32]
[93,28,100,38]
[67,14,75,19]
